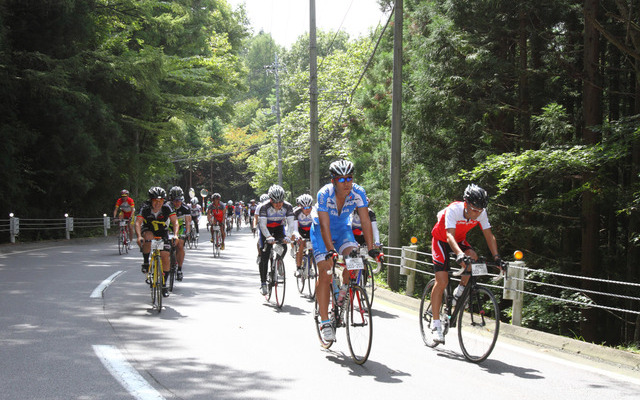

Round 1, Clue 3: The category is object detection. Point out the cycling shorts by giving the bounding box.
[431,237,473,272]
[310,223,357,263]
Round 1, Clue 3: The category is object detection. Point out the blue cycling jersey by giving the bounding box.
[313,182,368,225]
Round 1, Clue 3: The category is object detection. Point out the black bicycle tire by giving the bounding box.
[307,254,317,299]
[345,284,373,364]
[457,286,500,363]
[274,257,286,308]
[363,259,375,306]
[419,279,448,348]
[314,285,334,349]
[150,255,157,307]
[297,253,306,294]
[118,229,124,255]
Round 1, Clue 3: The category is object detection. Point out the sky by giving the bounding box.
[226,0,390,48]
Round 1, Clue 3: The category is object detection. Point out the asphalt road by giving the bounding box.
[1,222,639,399]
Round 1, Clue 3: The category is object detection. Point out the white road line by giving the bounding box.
[91,271,124,298]
[92,345,165,400]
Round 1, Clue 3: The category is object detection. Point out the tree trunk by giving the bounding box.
[580,0,602,343]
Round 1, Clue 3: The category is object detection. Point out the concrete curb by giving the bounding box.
[374,286,640,372]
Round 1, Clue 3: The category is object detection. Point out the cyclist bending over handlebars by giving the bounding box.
[312,160,383,343]
[429,183,503,343]
[257,185,295,296]
[135,187,179,298]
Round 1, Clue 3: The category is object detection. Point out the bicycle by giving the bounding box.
[419,256,506,362]
[264,239,287,308]
[226,215,233,236]
[295,240,317,298]
[145,237,167,313]
[117,218,130,255]
[250,215,257,237]
[356,245,380,306]
[314,254,373,365]
[211,222,222,258]
[186,220,198,249]
[235,214,242,230]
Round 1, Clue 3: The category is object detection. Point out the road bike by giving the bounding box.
[235,214,242,230]
[314,255,373,365]
[226,215,233,236]
[295,239,318,298]
[419,256,506,362]
[145,237,166,313]
[117,218,130,255]
[250,215,257,237]
[211,223,222,258]
[186,220,198,249]
[356,245,380,306]
[264,239,287,308]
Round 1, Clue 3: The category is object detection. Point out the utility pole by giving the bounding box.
[265,53,284,185]
[388,0,403,291]
[309,0,319,197]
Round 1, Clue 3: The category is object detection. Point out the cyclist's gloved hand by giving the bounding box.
[374,242,382,248]
[455,253,466,264]
[325,249,339,261]
[282,237,291,244]
[368,248,381,260]
[266,236,275,244]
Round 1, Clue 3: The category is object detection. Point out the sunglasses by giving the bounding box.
[467,204,484,213]
[302,206,312,210]
[335,176,353,183]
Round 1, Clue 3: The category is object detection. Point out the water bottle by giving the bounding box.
[332,281,340,303]
[452,284,465,306]
[337,284,347,306]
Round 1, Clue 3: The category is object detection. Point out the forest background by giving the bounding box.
[1,0,639,347]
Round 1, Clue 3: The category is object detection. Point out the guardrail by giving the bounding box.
[0,214,114,242]
[382,244,640,327]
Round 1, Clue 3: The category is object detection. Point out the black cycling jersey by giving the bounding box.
[137,201,176,238]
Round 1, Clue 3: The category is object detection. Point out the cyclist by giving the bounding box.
[248,199,257,227]
[257,185,295,295]
[225,200,235,231]
[351,197,381,248]
[234,201,243,228]
[312,160,382,342]
[429,183,502,343]
[292,194,314,277]
[169,186,192,281]
[135,187,179,298]
[113,189,135,245]
[207,193,226,250]
[189,198,202,235]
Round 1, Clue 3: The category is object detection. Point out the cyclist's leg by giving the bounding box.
[311,223,332,321]
[336,226,359,285]
[140,229,153,272]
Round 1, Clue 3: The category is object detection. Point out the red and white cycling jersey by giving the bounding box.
[431,201,491,243]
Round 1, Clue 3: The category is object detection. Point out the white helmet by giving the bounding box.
[329,160,354,177]
[268,185,285,202]
[297,194,313,208]
[227,200,233,205]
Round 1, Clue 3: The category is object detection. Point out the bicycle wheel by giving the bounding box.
[362,259,375,306]
[457,286,500,362]
[118,229,124,255]
[314,286,334,349]
[124,230,129,254]
[296,254,306,294]
[150,256,157,307]
[274,257,286,308]
[419,279,448,348]
[306,254,317,299]
[345,285,373,364]
[193,232,199,249]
